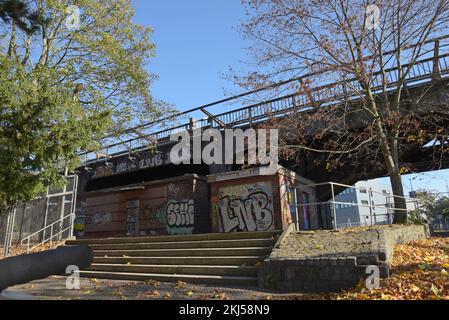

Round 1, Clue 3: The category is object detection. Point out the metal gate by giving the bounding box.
[0,175,78,257]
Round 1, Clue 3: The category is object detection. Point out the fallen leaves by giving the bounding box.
[211,290,229,300]
[430,284,440,297]
[184,291,194,297]
[0,241,66,259]
[145,279,161,287]
[175,281,187,289]
[146,290,160,298]
[334,237,449,300]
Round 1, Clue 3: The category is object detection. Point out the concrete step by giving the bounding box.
[93,256,265,266]
[93,247,273,257]
[69,231,279,286]
[86,238,276,251]
[87,263,258,277]
[66,231,281,245]
[80,270,258,287]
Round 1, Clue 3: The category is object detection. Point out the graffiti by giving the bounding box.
[167,183,181,196]
[92,152,167,178]
[138,153,164,169]
[140,204,166,235]
[139,200,195,236]
[90,211,112,225]
[165,200,194,235]
[216,183,274,232]
[283,179,297,216]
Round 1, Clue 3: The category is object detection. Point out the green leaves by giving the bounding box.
[0,1,176,208]
[0,57,111,208]
[1,0,174,134]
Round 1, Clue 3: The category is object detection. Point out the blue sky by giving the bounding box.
[131,1,449,195]
[132,0,247,110]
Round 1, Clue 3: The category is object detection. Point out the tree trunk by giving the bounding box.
[390,170,408,224]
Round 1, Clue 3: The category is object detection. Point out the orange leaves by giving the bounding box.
[335,237,449,300]
[399,167,410,174]
[145,290,161,298]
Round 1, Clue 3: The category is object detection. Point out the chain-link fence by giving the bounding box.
[0,175,78,257]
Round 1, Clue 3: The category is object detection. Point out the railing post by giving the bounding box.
[6,208,17,257]
[58,168,68,241]
[293,189,300,231]
[330,183,338,230]
[432,40,441,82]
[368,188,374,226]
[248,107,253,128]
[41,188,50,242]
[3,210,12,257]
[50,225,53,247]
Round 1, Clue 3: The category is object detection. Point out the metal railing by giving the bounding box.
[431,215,449,231]
[293,181,420,231]
[20,213,75,253]
[1,175,78,256]
[79,36,449,165]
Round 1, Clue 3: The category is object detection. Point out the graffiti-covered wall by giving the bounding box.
[278,171,319,230]
[211,181,277,233]
[209,166,318,233]
[77,175,209,238]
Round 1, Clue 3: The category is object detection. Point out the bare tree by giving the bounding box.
[237,0,449,223]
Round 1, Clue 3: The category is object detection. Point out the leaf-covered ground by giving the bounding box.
[1,242,65,260]
[2,237,449,300]
[331,237,449,300]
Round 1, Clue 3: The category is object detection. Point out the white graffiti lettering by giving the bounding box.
[218,191,274,232]
[166,200,194,228]
[91,211,112,225]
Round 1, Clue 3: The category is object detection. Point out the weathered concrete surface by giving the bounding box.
[1,276,316,300]
[259,225,429,293]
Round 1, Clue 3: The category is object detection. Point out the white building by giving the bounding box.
[334,180,395,228]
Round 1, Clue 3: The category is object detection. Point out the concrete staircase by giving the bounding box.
[65,231,281,286]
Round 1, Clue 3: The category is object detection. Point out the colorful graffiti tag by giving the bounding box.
[215,183,274,232]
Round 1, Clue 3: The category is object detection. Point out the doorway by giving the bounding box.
[126,199,140,237]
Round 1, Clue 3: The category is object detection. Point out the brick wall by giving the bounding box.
[78,175,208,238]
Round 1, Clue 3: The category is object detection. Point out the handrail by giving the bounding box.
[96,34,449,138]
[294,181,420,230]
[20,213,75,253]
[79,36,449,164]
